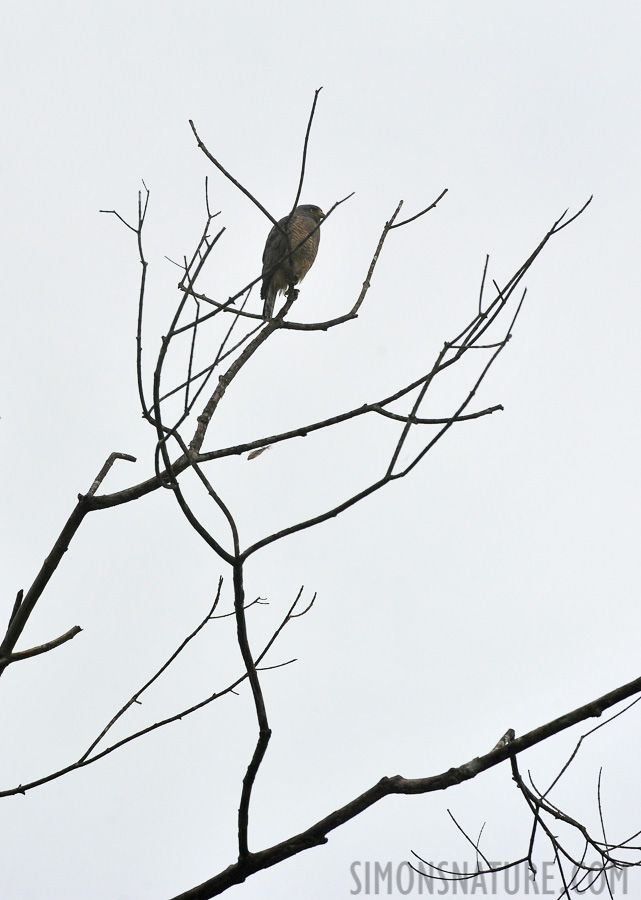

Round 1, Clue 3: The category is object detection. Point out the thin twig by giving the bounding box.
[388,189,448,229]
[0,626,82,664]
[85,452,137,498]
[291,87,323,211]
[189,120,277,227]
[79,579,224,762]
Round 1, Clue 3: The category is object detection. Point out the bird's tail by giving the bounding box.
[262,288,276,319]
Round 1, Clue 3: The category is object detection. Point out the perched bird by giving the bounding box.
[261,204,324,317]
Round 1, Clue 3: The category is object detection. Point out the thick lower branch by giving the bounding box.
[168,671,641,899]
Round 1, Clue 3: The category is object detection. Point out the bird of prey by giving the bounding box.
[260,204,324,318]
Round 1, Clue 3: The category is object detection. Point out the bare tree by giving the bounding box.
[3,92,638,899]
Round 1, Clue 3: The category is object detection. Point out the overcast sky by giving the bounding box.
[3,2,641,899]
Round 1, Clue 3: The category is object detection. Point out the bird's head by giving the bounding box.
[296,204,325,223]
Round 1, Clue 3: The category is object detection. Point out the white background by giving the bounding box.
[2,2,641,898]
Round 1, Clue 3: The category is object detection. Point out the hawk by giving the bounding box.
[260,204,324,318]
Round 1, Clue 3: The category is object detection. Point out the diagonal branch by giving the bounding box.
[190,120,277,228]
[79,578,225,762]
[0,452,136,679]
[166,671,641,900]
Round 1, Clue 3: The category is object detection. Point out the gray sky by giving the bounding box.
[2,2,641,898]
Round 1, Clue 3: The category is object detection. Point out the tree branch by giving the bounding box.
[0,626,82,665]
[167,671,641,899]
[0,586,313,798]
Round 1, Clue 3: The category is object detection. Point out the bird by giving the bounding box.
[260,204,324,318]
